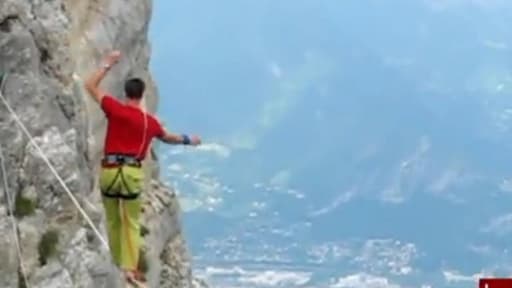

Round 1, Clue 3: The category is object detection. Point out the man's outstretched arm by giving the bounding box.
[84,51,121,103]
[159,129,201,146]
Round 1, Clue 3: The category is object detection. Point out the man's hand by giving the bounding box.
[84,50,122,103]
[189,135,202,146]
[103,50,121,68]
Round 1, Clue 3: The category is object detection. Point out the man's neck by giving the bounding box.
[125,99,141,108]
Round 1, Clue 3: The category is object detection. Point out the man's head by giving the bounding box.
[124,78,145,100]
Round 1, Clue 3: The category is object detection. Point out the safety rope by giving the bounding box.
[0,145,31,288]
[0,73,110,250]
[136,110,148,160]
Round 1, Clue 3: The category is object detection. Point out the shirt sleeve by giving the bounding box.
[152,118,165,139]
[100,95,121,117]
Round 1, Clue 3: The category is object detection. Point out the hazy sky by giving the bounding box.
[149,0,512,199]
[149,1,512,287]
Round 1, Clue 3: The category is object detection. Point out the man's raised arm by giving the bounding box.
[84,51,121,103]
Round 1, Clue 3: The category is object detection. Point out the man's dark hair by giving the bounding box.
[124,78,145,99]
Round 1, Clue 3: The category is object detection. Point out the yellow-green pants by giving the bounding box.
[99,165,143,271]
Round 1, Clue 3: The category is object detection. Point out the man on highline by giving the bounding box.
[85,50,201,285]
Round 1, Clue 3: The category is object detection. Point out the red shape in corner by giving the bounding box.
[479,278,512,288]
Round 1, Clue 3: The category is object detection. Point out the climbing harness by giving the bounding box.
[101,154,142,199]
[0,73,110,250]
[0,145,31,288]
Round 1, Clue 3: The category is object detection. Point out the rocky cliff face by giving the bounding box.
[0,0,205,287]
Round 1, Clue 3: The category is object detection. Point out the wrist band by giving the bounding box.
[182,134,191,145]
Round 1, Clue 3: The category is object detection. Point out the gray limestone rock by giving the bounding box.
[0,0,207,287]
[0,219,19,288]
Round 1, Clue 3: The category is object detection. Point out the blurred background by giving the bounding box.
[149,1,512,287]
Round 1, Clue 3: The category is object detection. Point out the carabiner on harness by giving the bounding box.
[101,155,142,200]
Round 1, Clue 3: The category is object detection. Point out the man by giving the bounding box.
[84,50,201,284]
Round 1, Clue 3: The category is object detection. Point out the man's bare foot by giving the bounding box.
[133,270,146,282]
[124,270,137,283]
[124,270,146,284]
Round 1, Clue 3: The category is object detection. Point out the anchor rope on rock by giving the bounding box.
[0,73,110,251]
[0,145,31,288]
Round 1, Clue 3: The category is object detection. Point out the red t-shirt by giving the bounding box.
[101,95,164,159]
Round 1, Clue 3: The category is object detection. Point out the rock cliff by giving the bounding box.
[0,0,205,287]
